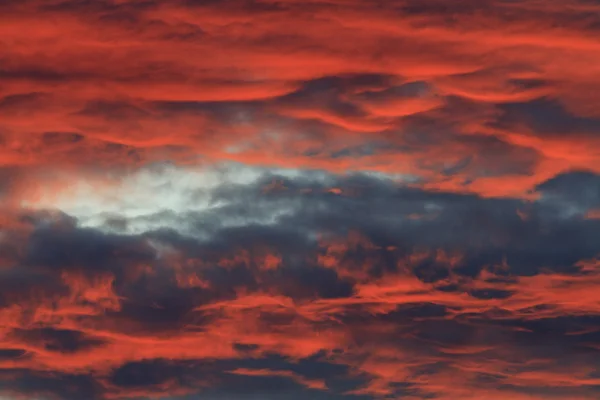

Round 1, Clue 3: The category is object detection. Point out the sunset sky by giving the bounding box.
[1,0,600,399]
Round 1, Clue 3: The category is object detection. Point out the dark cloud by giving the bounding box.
[535,170,600,211]
[109,359,195,388]
[13,328,107,354]
[0,169,599,398]
[202,171,600,277]
[496,98,600,136]
[0,349,28,360]
[0,370,103,400]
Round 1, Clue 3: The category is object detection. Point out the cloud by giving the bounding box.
[2,0,600,398]
[535,170,600,212]
[0,169,599,398]
[0,0,599,197]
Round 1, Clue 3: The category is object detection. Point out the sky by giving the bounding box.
[1,0,600,399]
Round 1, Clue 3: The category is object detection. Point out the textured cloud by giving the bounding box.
[1,0,600,197]
[1,0,600,399]
[0,169,600,399]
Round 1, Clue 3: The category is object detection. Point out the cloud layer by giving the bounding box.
[1,0,600,399]
[1,167,600,399]
[2,0,600,196]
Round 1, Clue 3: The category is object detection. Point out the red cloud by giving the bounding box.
[1,0,599,198]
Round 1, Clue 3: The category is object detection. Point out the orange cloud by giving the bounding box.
[227,368,327,390]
